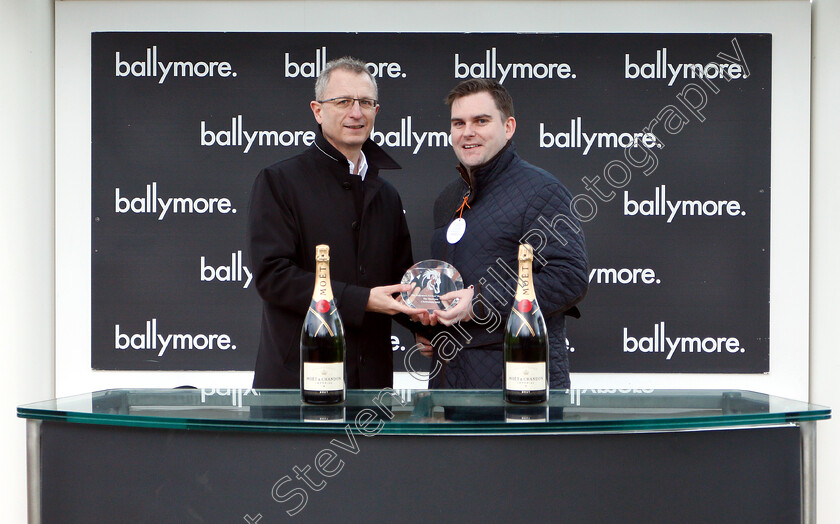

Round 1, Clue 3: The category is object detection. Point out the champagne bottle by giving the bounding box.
[300,245,346,404]
[503,243,549,403]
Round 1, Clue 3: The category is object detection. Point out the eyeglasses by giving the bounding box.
[317,97,379,111]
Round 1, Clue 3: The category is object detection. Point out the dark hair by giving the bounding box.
[445,79,514,120]
[315,56,377,100]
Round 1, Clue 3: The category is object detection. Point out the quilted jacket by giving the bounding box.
[429,142,588,389]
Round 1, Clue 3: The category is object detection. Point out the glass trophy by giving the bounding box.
[400,260,464,311]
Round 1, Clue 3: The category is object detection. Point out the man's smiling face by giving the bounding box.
[450,91,516,169]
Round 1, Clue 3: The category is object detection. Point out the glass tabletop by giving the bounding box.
[17,388,830,435]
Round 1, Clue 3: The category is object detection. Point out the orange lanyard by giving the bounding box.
[456,194,470,218]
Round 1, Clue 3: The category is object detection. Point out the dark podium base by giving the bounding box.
[38,421,801,523]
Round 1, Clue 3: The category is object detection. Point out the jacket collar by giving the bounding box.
[313,127,401,177]
[457,140,516,201]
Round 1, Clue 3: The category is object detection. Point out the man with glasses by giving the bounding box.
[248,56,416,389]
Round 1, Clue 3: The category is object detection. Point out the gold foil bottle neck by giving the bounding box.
[518,243,534,262]
[315,244,330,262]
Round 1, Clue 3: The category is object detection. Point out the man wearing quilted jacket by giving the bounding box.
[416,79,588,390]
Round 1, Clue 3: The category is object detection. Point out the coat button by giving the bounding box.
[351,221,360,231]
[359,265,366,275]
[342,182,352,190]
[359,356,366,365]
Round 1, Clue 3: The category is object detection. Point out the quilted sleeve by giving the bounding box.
[520,178,589,318]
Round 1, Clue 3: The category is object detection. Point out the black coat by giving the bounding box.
[429,142,588,389]
[247,131,414,388]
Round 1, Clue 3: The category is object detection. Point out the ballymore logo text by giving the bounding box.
[115,46,237,84]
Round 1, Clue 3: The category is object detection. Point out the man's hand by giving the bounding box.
[415,333,434,358]
[407,308,433,325]
[431,286,474,326]
[366,284,417,315]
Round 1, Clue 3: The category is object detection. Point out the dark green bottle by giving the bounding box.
[300,245,346,404]
[504,244,549,403]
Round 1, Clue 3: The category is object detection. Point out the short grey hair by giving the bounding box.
[314,56,378,101]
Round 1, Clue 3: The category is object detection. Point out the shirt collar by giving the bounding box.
[348,150,369,181]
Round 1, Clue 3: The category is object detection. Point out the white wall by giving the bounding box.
[809,0,840,521]
[1,0,837,521]
[0,1,55,522]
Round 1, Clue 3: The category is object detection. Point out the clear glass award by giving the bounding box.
[400,260,464,311]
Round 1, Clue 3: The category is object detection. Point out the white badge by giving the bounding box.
[446,218,466,244]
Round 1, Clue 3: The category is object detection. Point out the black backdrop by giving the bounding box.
[91,32,771,373]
